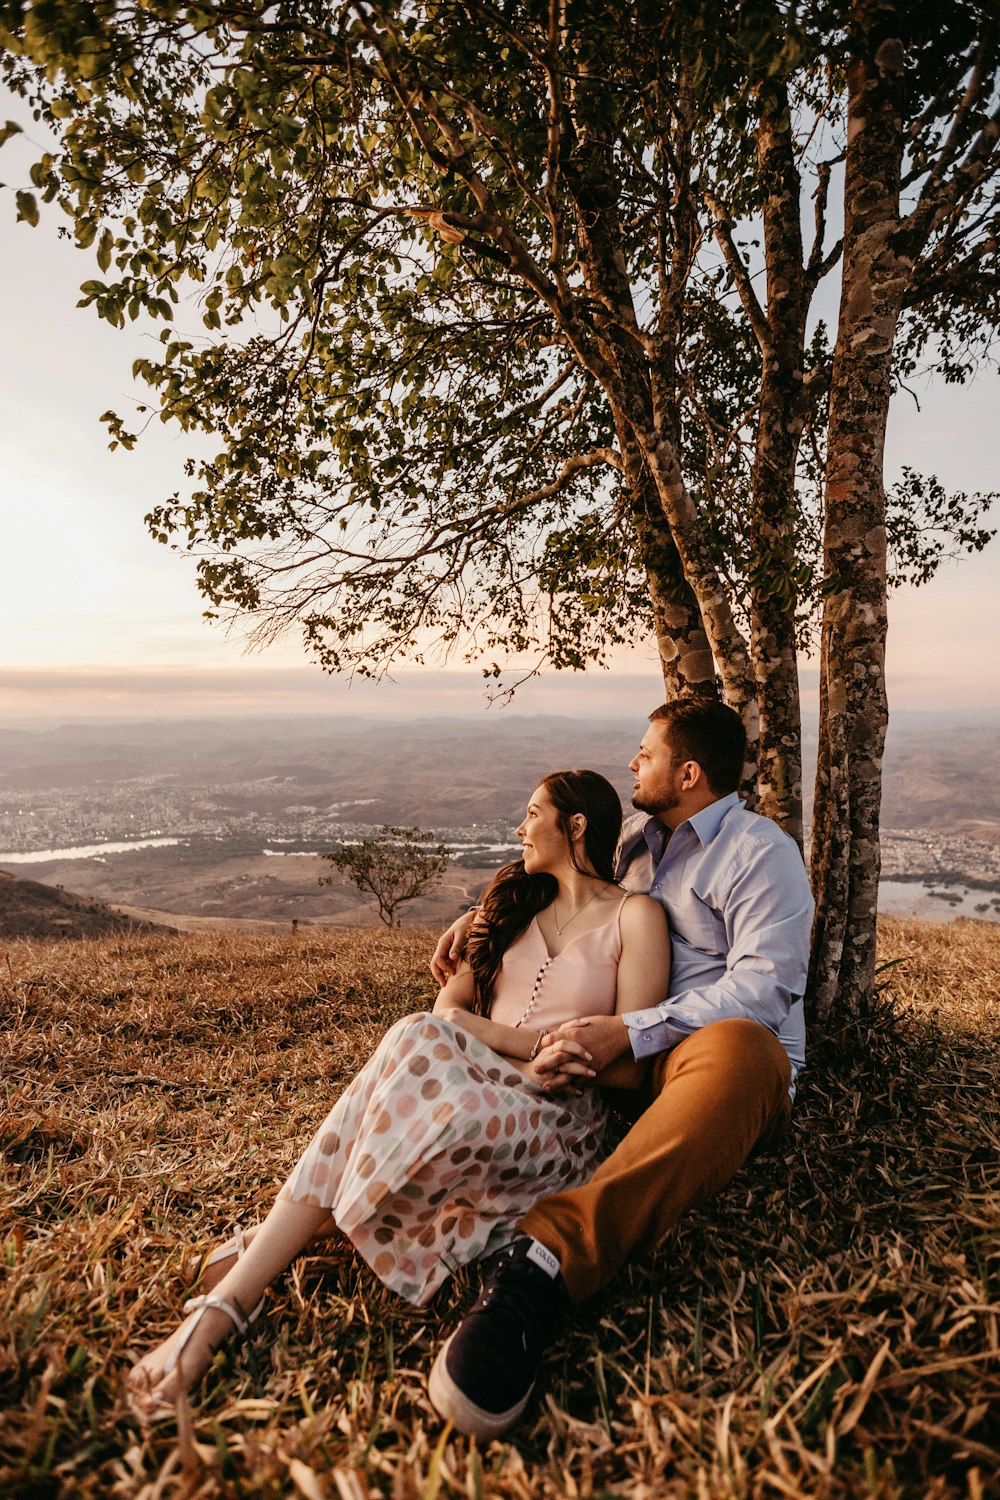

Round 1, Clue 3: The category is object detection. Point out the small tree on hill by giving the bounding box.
[321,826,449,928]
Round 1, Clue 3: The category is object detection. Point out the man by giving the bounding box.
[426,700,814,1438]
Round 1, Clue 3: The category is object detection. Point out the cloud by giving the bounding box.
[0,663,671,724]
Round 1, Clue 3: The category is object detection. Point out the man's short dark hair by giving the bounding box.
[648,699,746,795]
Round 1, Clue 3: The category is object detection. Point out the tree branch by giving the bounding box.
[902,99,1000,258]
[501,446,623,516]
[805,160,844,290]
[704,191,773,355]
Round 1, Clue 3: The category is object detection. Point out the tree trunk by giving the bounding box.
[560,103,758,756]
[808,1,910,1025]
[641,436,760,742]
[620,433,719,703]
[749,83,810,846]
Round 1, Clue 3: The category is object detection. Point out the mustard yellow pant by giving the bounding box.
[519,1018,793,1303]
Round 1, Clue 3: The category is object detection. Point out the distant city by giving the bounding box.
[4,773,1000,882]
[1,714,998,926]
[0,774,520,868]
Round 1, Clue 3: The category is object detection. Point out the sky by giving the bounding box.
[1,99,998,727]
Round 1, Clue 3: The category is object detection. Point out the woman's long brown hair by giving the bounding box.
[467,769,622,1012]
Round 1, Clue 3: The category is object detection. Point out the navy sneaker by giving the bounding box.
[428,1235,567,1437]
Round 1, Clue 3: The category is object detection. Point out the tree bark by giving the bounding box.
[623,436,719,702]
[640,435,760,742]
[748,84,810,846]
[560,111,755,740]
[808,1,910,1025]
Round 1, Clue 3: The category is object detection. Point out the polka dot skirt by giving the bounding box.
[279,1012,608,1305]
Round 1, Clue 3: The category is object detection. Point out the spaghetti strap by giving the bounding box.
[616,889,634,934]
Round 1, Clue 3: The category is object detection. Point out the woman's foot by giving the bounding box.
[126,1295,251,1421]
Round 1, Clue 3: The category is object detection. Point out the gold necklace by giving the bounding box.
[553,887,603,935]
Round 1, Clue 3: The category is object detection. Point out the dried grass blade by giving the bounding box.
[836,1337,892,1435]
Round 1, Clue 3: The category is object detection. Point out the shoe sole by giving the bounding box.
[427,1333,533,1438]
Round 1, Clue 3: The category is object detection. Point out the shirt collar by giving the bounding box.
[616,812,661,875]
[642,819,667,864]
[683,791,741,846]
[617,792,741,871]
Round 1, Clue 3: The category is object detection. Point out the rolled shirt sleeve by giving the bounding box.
[622,824,813,1060]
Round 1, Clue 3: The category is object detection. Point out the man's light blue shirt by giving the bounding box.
[616,793,812,1091]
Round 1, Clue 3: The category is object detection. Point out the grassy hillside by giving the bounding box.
[1,920,996,1498]
[0,870,170,940]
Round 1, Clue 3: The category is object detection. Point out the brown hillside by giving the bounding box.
[0,869,172,940]
[0,917,996,1497]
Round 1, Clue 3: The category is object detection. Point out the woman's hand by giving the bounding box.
[430,911,474,985]
[535,1016,631,1088]
[524,1031,597,1092]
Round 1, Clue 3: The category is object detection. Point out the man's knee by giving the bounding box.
[658,1018,791,1096]
[674,1016,787,1066]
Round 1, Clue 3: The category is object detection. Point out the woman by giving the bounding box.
[127,769,670,1418]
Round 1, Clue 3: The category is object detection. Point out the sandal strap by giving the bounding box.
[182,1293,249,1337]
[161,1293,250,1379]
[203,1223,247,1273]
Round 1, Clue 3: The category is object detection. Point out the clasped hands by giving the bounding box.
[430,917,632,1093]
[526,1014,631,1092]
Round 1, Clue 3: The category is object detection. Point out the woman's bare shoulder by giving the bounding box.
[619,891,669,934]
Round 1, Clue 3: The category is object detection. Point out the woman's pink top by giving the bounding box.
[488,895,630,1033]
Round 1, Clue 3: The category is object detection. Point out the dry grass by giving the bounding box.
[1,917,997,1499]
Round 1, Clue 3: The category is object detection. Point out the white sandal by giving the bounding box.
[130,1293,253,1420]
[195,1223,248,1282]
[192,1225,264,1321]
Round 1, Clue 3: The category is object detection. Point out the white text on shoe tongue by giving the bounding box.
[526,1240,560,1278]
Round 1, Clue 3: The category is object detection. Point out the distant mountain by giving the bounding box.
[877,720,1000,837]
[0,714,636,824]
[2,711,998,833]
[4,708,999,929]
[0,870,172,940]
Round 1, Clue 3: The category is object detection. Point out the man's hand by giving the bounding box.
[532,1015,631,1090]
[527,1031,595,1092]
[430,910,474,985]
[521,1035,595,1091]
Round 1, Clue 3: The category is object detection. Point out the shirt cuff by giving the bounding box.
[622,1011,680,1060]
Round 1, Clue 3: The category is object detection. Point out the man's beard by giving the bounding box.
[632,788,679,818]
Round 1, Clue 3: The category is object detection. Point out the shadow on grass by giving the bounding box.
[0,919,996,1497]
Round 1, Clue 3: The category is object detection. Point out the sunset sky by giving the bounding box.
[2,106,998,727]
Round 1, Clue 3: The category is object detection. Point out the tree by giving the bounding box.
[2,0,997,1024]
[808,0,1000,1021]
[320,825,449,927]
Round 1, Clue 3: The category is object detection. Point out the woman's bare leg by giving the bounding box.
[129,1196,332,1415]
[192,1212,337,1292]
[131,1011,412,1415]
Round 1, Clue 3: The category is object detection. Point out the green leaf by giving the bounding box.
[96,227,113,273]
[15,190,39,227]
